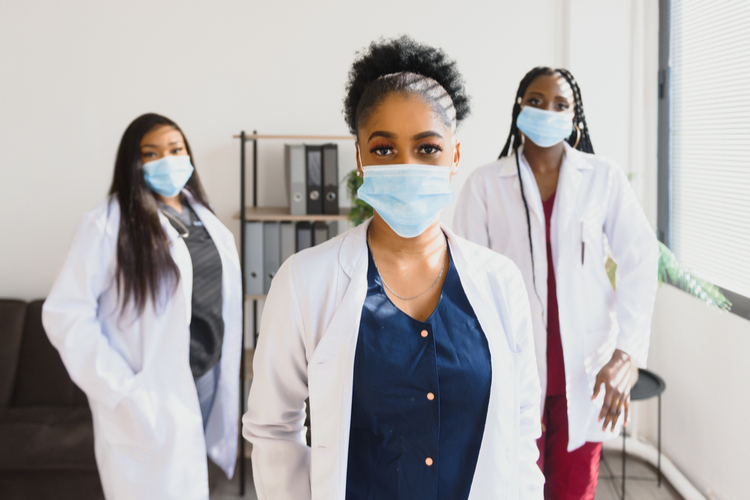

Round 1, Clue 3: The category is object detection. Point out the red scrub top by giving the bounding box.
[543,192,566,396]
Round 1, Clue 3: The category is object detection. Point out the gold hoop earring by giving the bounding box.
[572,124,581,149]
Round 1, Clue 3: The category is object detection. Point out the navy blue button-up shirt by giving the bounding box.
[345,241,492,500]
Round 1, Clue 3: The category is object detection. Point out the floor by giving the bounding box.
[211,449,683,499]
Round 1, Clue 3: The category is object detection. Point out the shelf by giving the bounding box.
[233,133,354,141]
[235,206,350,222]
[245,294,267,301]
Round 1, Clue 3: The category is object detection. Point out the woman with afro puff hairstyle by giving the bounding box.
[243,36,544,500]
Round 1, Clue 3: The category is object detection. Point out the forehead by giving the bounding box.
[360,93,452,139]
[524,73,574,101]
[140,125,183,147]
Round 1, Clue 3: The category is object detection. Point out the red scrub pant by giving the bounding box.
[537,394,602,500]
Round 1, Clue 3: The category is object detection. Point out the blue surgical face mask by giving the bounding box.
[357,163,455,238]
[516,106,574,148]
[142,155,194,197]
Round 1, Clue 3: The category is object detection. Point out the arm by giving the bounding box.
[453,170,490,246]
[594,163,659,430]
[509,268,545,498]
[41,208,139,409]
[242,256,311,500]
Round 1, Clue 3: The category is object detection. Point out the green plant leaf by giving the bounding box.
[345,169,373,226]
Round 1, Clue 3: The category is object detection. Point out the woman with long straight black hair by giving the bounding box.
[454,68,659,498]
[43,113,242,500]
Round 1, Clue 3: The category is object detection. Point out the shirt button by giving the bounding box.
[420,330,429,338]
[425,457,434,466]
[427,392,435,401]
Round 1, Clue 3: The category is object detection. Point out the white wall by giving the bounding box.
[0,0,561,300]
[638,287,750,500]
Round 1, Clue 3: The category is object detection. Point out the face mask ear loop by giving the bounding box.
[356,144,364,177]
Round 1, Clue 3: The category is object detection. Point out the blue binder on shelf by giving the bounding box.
[244,222,264,296]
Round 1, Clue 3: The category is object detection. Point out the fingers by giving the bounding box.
[592,376,603,400]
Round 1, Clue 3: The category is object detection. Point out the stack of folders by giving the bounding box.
[285,143,339,216]
[243,143,340,296]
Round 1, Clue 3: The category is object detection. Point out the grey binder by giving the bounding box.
[285,144,306,216]
[244,222,264,296]
[322,144,339,214]
[306,146,324,214]
[313,222,328,246]
[280,222,295,265]
[263,222,281,294]
[296,222,313,252]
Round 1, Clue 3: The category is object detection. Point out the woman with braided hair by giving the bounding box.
[243,37,544,499]
[454,68,659,498]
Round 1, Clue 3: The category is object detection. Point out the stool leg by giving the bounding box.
[622,429,626,500]
[658,394,662,488]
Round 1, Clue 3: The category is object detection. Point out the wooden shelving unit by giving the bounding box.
[234,131,354,496]
[234,206,350,222]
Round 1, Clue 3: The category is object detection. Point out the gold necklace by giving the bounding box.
[367,229,447,301]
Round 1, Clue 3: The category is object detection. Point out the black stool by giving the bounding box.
[601,368,666,499]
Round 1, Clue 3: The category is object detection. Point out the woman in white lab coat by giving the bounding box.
[243,36,544,500]
[42,113,242,500]
[453,67,659,499]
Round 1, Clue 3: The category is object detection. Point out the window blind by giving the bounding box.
[669,0,750,299]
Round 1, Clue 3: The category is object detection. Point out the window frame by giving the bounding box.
[657,0,750,321]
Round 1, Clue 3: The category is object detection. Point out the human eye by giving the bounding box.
[141,151,157,158]
[556,101,571,111]
[418,143,443,155]
[526,97,541,106]
[170,147,184,155]
[369,144,394,156]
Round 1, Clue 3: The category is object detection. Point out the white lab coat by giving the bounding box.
[42,191,242,500]
[453,143,659,451]
[243,219,545,499]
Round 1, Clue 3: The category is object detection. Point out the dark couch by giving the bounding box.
[0,299,104,500]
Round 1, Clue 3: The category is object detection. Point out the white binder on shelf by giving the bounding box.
[263,222,281,294]
[244,222,264,295]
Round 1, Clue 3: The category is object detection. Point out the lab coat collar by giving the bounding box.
[495,142,594,178]
[337,218,469,280]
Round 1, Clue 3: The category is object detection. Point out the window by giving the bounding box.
[658,0,750,319]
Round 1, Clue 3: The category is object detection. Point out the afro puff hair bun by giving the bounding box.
[343,36,471,135]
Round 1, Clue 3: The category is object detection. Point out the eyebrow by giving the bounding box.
[141,140,183,148]
[367,130,444,142]
[526,91,570,100]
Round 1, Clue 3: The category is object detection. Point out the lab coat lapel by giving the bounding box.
[513,149,544,226]
[551,145,587,270]
[308,221,370,499]
[442,226,514,497]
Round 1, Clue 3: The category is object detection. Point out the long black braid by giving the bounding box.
[498,67,594,312]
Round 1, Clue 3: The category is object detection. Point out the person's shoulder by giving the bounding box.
[451,233,523,282]
[574,149,626,177]
[78,196,120,237]
[465,157,509,183]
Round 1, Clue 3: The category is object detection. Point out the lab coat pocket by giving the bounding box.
[582,329,616,392]
[98,371,164,455]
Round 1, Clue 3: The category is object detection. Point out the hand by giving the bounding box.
[591,349,637,432]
